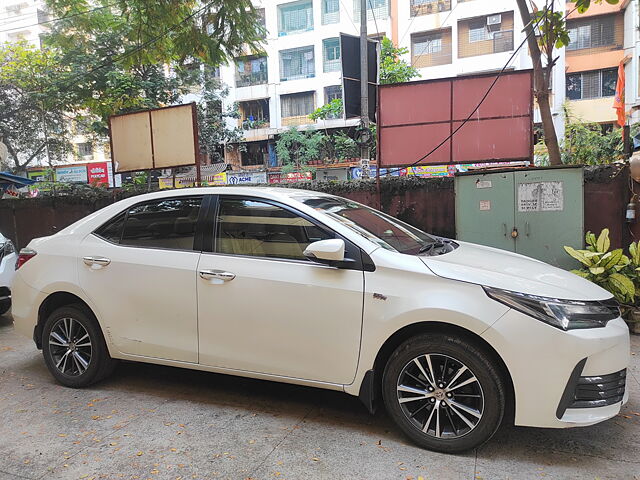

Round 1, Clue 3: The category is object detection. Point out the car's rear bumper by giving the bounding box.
[482,310,630,428]
[12,272,44,343]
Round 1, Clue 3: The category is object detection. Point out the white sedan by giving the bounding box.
[12,187,629,453]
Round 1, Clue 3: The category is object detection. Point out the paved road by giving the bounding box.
[1,314,639,480]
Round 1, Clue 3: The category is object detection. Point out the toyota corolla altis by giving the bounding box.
[12,187,629,452]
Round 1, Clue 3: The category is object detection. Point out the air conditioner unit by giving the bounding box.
[487,14,502,26]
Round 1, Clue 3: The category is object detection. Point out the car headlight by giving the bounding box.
[484,287,620,331]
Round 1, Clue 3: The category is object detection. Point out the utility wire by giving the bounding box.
[28,0,215,95]
[383,8,550,176]
[0,2,118,32]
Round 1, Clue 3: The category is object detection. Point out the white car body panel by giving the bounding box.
[11,186,630,432]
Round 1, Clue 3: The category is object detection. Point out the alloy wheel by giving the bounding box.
[396,353,484,439]
[48,317,93,376]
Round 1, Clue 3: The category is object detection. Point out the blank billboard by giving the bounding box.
[378,70,533,167]
[109,103,198,173]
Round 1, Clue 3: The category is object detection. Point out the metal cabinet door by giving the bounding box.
[514,168,583,269]
[455,172,516,252]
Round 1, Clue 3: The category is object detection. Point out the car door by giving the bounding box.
[78,195,205,363]
[196,195,365,384]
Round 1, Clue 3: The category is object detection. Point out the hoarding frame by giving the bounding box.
[108,102,201,184]
[378,69,534,168]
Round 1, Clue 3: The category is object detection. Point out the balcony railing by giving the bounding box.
[492,30,513,53]
[410,0,451,17]
[235,70,268,88]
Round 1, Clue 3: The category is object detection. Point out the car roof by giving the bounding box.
[125,186,336,203]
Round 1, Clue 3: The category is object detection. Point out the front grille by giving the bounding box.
[570,369,626,409]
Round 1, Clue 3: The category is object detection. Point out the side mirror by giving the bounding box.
[303,239,345,264]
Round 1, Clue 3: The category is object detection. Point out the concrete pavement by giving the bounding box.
[1,314,639,480]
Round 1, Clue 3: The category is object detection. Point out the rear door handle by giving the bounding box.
[83,256,111,267]
[199,269,236,282]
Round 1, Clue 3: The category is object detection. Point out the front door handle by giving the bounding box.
[83,256,111,267]
[199,269,236,282]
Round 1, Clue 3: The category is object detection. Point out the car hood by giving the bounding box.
[420,241,612,301]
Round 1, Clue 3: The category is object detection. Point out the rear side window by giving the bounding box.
[94,213,126,243]
[95,197,203,251]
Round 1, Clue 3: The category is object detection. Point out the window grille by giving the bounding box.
[278,0,313,36]
[410,0,451,17]
[280,46,315,81]
[281,91,315,118]
[323,38,341,72]
[322,0,340,24]
[353,0,388,21]
[411,28,452,67]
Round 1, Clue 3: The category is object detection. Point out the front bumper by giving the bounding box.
[482,309,630,428]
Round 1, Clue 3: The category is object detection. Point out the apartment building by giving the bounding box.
[0,0,46,46]
[217,0,570,171]
[564,0,628,126]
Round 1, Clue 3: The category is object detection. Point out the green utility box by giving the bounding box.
[455,166,583,269]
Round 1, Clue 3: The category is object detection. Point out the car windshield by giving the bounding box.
[299,195,444,255]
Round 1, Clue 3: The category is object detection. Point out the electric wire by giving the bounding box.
[26,0,216,95]
[382,7,549,176]
[0,2,118,32]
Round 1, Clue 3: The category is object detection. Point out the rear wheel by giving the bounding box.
[42,304,117,387]
[382,333,505,453]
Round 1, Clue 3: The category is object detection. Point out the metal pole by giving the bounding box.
[360,0,370,179]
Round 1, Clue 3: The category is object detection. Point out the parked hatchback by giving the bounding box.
[13,187,629,452]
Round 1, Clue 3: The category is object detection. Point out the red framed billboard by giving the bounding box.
[378,70,533,167]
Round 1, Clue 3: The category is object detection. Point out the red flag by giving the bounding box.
[614,60,625,128]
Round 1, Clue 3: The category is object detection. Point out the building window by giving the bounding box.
[322,0,340,24]
[567,15,616,51]
[410,0,451,17]
[458,12,514,58]
[235,55,268,87]
[566,68,617,100]
[77,142,93,157]
[353,0,389,21]
[278,0,313,36]
[240,141,269,166]
[281,91,315,119]
[324,86,343,118]
[280,46,315,81]
[323,38,341,72]
[411,28,452,67]
[240,99,270,129]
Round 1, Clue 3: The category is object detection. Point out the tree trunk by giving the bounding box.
[515,0,562,166]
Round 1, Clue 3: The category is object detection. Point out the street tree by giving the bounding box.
[0,42,73,172]
[516,0,619,166]
[379,37,421,85]
[42,0,265,135]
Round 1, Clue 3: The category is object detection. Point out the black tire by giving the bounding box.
[382,333,505,453]
[0,299,11,316]
[41,304,117,388]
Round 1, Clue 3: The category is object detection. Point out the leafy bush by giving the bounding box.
[564,229,635,304]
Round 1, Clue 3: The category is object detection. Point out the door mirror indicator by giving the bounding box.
[304,239,346,265]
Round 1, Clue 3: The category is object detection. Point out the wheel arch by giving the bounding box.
[35,291,98,349]
[364,321,515,424]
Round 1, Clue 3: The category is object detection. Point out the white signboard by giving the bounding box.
[227,171,267,185]
[55,165,88,183]
[518,181,563,212]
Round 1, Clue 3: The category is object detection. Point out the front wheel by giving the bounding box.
[382,333,506,453]
[42,304,117,388]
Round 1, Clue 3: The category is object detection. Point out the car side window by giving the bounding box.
[98,197,203,251]
[215,198,333,260]
[94,212,126,244]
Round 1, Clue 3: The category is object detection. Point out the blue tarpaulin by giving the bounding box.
[0,172,36,189]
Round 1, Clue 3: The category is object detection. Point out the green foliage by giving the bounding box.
[565,229,634,304]
[379,37,420,85]
[309,99,343,121]
[332,131,359,160]
[41,0,265,137]
[0,42,73,171]
[276,128,322,173]
[535,105,625,165]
